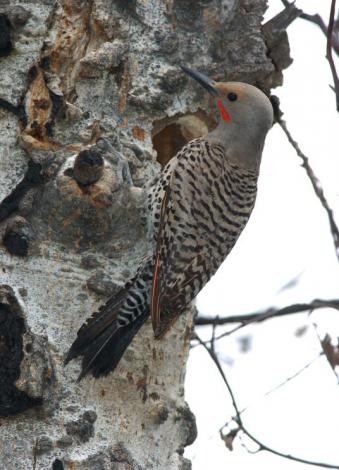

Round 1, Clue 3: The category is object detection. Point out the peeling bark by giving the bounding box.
[0,0,288,468]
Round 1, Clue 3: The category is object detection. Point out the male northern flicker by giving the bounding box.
[65,67,273,380]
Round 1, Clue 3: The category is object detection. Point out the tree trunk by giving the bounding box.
[0,1,285,468]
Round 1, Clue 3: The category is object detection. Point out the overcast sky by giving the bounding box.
[185,1,339,469]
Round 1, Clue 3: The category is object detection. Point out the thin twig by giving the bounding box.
[194,333,241,415]
[210,315,218,353]
[276,112,339,261]
[195,333,339,469]
[238,352,323,416]
[327,0,339,110]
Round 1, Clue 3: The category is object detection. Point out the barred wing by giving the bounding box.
[150,139,255,337]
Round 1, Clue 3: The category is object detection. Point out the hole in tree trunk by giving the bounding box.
[152,110,216,166]
[52,459,64,470]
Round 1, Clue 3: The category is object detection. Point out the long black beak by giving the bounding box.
[181,66,219,97]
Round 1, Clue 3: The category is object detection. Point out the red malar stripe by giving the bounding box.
[217,99,232,122]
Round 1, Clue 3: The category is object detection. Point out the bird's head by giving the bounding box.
[181,66,273,140]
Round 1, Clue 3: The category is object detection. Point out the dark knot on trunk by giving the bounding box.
[73,148,104,186]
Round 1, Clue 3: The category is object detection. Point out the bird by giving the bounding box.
[65,66,274,380]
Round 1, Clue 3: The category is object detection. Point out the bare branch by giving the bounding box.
[270,98,339,261]
[327,0,339,110]
[280,0,339,56]
[195,299,339,326]
[280,1,339,106]
[195,333,339,469]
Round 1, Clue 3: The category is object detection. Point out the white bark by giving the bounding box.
[0,1,284,468]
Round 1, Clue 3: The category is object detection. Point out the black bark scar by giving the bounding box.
[0,14,12,57]
[0,160,43,223]
[0,97,27,126]
[0,301,42,416]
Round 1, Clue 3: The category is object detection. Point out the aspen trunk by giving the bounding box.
[0,1,286,468]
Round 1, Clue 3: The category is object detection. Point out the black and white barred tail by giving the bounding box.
[65,260,153,380]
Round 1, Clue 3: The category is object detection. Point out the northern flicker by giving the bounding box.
[65,67,273,380]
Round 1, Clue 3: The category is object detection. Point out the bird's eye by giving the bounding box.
[227,92,237,102]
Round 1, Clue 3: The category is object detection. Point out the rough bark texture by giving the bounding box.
[0,1,287,469]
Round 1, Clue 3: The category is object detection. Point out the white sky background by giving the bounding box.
[185,1,339,469]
